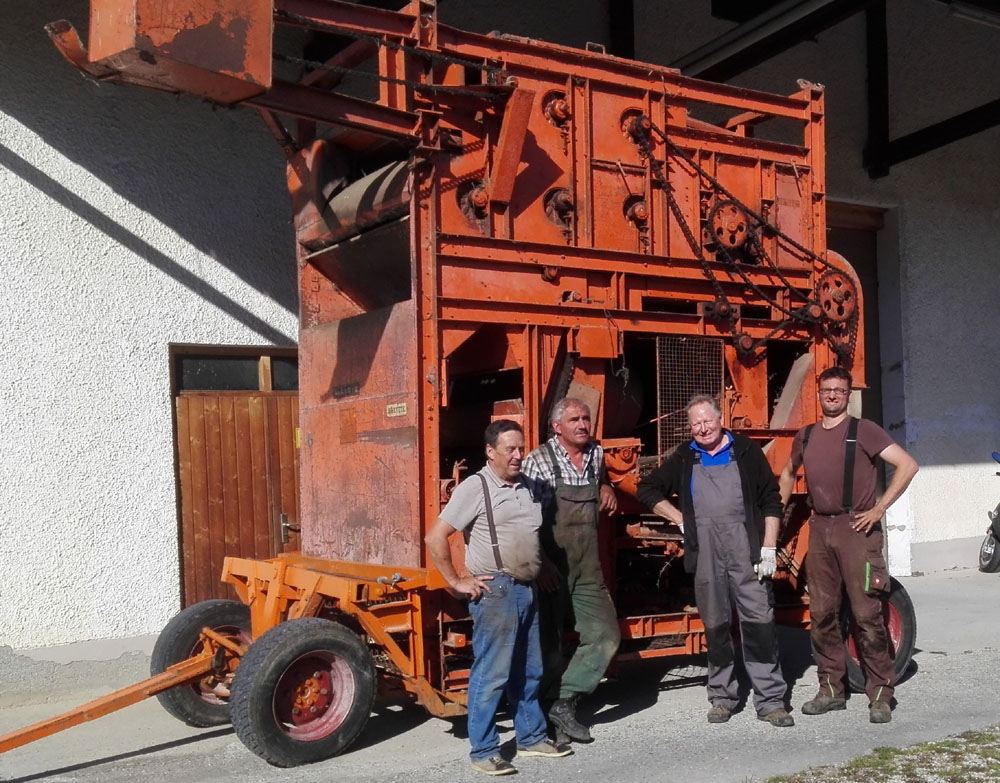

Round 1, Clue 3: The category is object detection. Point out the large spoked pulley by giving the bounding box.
[817,269,858,323]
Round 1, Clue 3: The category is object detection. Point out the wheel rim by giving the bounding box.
[272,651,357,741]
[981,535,996,563]
[188,625,251,706]
[846,600,901,666]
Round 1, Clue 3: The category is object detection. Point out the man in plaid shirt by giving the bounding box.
[521,397,620,743]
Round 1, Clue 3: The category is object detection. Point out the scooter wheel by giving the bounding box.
[979,533,1000,572]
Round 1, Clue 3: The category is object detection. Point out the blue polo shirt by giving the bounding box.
[690,432,734,465]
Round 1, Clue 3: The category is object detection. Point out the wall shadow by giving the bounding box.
[3,2,298,323]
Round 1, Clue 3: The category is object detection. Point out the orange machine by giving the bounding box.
[2,0,913,767]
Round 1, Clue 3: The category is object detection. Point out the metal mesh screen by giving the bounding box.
[656,336,725,456]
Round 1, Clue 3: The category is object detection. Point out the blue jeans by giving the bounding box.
[466,573,547,760]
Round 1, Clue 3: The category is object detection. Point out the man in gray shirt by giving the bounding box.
[426,420,572,776]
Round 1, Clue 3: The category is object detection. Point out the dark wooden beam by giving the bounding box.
[886,97,1000,170]
[671,0,872,82]
[862,0,889,178]
[608,0,635,60]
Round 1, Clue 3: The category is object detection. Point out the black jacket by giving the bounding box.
[636,433,783,573]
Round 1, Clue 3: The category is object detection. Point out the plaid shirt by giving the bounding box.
[521,436,606,507]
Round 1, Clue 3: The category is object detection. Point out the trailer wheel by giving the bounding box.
[150,599,251,727]
[979,533,1000,572]
[229,617,375,767]
[842,577,917,694]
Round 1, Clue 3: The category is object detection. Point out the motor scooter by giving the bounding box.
[977,452,1000,572]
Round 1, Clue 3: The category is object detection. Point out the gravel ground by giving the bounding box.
[1,568,999,783]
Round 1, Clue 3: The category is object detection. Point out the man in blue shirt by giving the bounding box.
[637,394,793,727]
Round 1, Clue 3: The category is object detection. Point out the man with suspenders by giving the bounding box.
[521,398,621,744]
[426,420,572,776]
[779,367,918,724]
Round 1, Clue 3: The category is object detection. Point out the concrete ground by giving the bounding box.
[1,568,998,783]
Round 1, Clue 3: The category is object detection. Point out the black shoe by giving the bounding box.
[548,697,593,743]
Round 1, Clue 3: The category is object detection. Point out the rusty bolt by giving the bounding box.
[807,303,823,319]
[714,300,732,318]
[737,333,755,353]
[541,266,560,282]
[551,99,570,120]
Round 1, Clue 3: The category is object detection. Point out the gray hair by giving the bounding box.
[686,393,722,417]
[551,397,591,424]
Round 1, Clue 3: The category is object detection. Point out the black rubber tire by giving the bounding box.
[150,599,251,727]
[979,533,1000,573]
[229,617,375,767]
[843,577,917,693]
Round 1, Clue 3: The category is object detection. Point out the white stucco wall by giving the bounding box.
[1,3,297,648]
[634,0,1000,573]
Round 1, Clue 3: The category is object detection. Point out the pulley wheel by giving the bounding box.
[708,200,750,249]
[817,270,858,323]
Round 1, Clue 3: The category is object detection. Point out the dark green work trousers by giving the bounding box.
[539,476,620,700]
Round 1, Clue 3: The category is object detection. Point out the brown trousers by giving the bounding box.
[807,514,895,703]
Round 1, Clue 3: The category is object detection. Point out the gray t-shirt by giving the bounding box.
[438,466,542,582]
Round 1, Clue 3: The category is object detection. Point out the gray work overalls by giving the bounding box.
[692,454,786,715]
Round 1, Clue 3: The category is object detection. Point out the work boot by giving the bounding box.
[548,697,592,742]
[869,701,892,724]
[470,756,516,776]
[516,740,574,758]
[758,708,795,727]
[707,705,732,723]
[800,693,847,715]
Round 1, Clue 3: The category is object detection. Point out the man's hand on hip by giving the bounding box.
[852,503,884,533]
[451,574,494,600]
[754,546,777,581]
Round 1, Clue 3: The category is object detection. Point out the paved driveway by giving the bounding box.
[1,568,998,783]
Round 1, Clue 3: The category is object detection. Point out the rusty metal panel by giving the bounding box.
[87,0,273,101]
[298,300,421,566]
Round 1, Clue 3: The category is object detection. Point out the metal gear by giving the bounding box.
[707,200,751,250]
[816,269,858,323]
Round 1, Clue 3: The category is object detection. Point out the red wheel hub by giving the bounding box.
[273,652,356,741]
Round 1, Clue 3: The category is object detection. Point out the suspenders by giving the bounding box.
[801,417,860,513]
[477,473,505,571]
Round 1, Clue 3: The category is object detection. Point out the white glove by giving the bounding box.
[755,547,777,581]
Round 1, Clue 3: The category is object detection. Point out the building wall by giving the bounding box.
[3,1,996,650]
[633,0,1000,574]
[0,2,297,648]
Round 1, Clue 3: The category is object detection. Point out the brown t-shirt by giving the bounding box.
[790,417,895,515]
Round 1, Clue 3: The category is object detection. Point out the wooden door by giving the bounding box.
[175,392,300,605]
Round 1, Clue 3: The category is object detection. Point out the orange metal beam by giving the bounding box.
[0,652,215,754]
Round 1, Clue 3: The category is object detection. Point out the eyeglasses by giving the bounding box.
[818,387,850,397]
